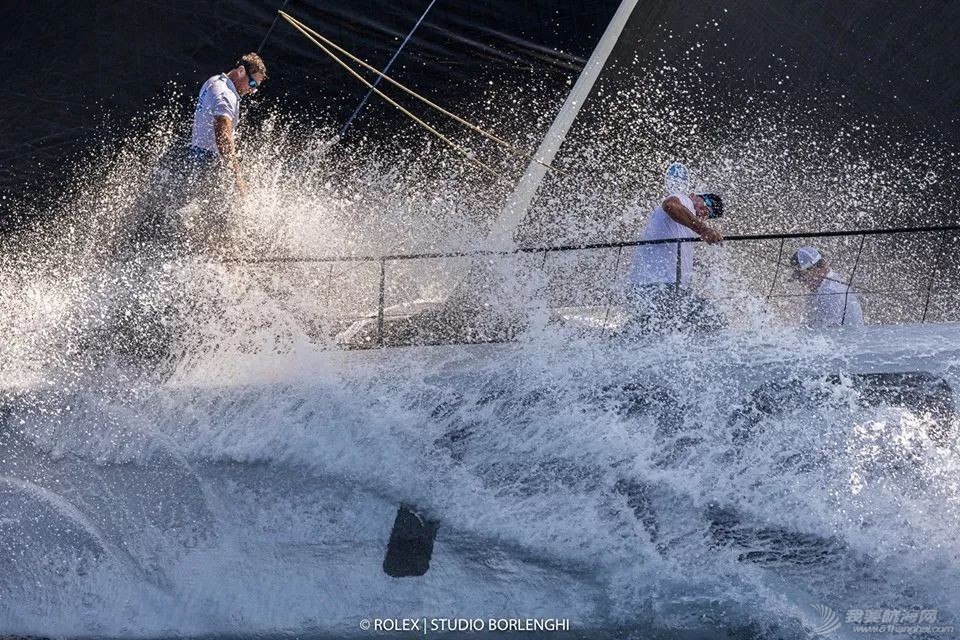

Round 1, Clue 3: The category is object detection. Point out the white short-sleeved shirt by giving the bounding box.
[191,74,240,153]
[807,270,864,327]
[627,194,699,288]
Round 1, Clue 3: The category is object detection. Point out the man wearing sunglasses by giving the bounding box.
[625,180,725,334]
[189,53,268,197]
[624,175,725,333]
[627,189,724,289]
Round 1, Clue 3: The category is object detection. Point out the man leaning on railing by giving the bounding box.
[624,164,725,333]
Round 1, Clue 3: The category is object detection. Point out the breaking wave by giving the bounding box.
[1,43,959,638]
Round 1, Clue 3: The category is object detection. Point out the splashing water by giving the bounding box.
[1,49,959,640]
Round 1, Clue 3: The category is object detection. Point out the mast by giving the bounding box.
[486,0,641,249]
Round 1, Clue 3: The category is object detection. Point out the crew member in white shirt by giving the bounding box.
[626,191,724,288]
[624,164,725,332]
[790,246,864,327]
[190,52,268,197]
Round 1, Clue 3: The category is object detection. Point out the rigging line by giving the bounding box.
[191,224,960,265]
[599,245,624,338]
[920,231,951,322]
[341,0,438,137]
[279,11,502,179]
[279,11,566,175]
[841,235,867,325]
[258,0,292,54]
[766,237,785,299]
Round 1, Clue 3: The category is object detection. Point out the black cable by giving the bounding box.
[214,224,960,265]
[258,0,292,54]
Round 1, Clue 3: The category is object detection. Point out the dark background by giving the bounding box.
[2,0,958,229]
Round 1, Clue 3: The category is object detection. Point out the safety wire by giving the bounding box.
[731,240,861,289]
[733,238,932,320]
[278,11,566,176]
[741,241,850,286]
[649,238,878,313]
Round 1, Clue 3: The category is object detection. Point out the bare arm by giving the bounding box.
[214,115,245,196]
[663,196,722,244]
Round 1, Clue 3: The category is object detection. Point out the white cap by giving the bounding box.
[663,162,690,195]
[791,246,823,270]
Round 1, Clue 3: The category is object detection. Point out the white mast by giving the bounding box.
[487,0,641,249]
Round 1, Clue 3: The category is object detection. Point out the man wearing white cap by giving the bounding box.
[790,246,864,327]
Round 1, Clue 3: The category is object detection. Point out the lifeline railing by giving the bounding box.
[223,224,960,347]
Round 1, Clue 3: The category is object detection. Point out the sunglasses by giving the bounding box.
[701,195,719,219]
[242,65,262,93]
